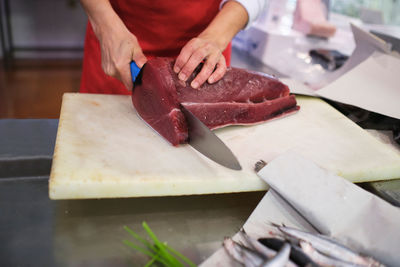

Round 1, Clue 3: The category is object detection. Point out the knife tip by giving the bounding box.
[228,162,242,171]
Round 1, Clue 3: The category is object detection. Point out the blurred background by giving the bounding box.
[0,0,399,119]
[331,0,400,24]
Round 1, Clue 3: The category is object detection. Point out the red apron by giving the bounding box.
[80,0,232,95]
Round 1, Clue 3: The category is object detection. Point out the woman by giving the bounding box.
[79,0,265,94]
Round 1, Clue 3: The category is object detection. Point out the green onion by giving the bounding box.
[124,222,197,267]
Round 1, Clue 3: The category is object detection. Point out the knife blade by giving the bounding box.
[130,61,242,170]
[181,105,242,170]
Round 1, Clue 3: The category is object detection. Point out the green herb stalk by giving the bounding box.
[124,222,197,267]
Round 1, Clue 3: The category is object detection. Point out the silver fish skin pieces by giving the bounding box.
[300,241,361,267]
[239,229,299,267]
[223,237,246,264]
[239,229,278,258]
[262,243,291,267]
[273,224,382,267]
[223,237,267,267]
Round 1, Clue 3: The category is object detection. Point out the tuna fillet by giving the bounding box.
[132,57,299,146]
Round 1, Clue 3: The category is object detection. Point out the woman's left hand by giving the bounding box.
[173,36,227,89]
[173,0,249,89]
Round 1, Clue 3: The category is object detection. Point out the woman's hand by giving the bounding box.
[99,27,147,90]
[173,1,249,89]
[80,0,147,90]
[173,36,227,89]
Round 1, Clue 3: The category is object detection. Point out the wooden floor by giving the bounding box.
[0,59,82,118]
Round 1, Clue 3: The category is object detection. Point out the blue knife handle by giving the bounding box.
[130,61,141,84]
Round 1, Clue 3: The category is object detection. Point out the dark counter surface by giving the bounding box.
[0,119,57,178]
[0,174,263,266]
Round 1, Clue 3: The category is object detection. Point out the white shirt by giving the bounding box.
[221,0,267,29]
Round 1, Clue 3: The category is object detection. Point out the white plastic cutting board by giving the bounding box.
[49,93,400,199]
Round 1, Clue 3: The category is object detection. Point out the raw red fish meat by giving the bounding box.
[132,57,299,146]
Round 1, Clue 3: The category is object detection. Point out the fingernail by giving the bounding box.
[173,66,180,73]
[179,73,187,81]
[208,77,214,83]
[191,81,199,89]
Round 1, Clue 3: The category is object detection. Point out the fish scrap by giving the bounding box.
[222,224,384,267]
[271,223,384,267]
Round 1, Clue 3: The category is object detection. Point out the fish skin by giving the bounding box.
[223,237,267,267]
[258,237,318,267]
[272,224,382,267]
[240,229,278,258]
[300,241,361,267]
[262,243,291,267]
[239,229,299,267]
[223,237,247,264]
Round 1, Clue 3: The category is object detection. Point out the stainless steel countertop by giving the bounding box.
[0,176,264,266]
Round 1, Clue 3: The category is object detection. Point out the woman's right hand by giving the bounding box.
[81,0,147,90]
[98,26,147,90]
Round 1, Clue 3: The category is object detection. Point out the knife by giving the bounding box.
[180,105,242,170]
[130,61,242,170]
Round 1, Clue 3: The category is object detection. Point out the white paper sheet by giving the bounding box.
[201,153,400,266]
[259,153,400,266]
[278,24,400,121]
[284,25,400,119]
[316,51,400,119]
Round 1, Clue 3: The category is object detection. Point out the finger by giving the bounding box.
[174,38,199,74]
[113,52,134,90]
[123,45,146,91]
[190,52,220,89]
[102,63,117,77]
[119,65,134,91]
[132,48,147,68]
[178,44,211,82]
[101,52,118,77]
[208,56,227,84]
